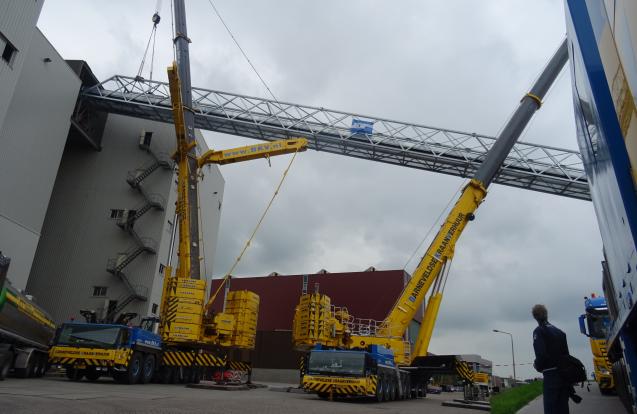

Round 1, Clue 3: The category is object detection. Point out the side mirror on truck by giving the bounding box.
[578,314,589,337]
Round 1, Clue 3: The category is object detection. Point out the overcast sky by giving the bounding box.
[39,0,604,380]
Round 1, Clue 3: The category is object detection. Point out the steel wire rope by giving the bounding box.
[170,0,176,61]
[204,0,280,103]
[136,2,163,81]
[207,147,302,311]
[136,24,158,79]
[402,180,467,272]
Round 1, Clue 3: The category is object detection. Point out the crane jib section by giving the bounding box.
[382,179,486,335]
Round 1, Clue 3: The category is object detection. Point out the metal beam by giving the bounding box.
[81,75,590,200]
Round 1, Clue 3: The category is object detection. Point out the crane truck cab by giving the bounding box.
[49,316,162,384]
[579,294,614,394]
[303,344,421,402]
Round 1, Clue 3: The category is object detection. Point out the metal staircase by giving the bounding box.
[103,285,149,323]
[106,140,172,315]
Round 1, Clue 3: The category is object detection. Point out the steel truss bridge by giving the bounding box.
[81,75,590,200]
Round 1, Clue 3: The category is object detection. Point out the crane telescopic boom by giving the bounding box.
[388,39,569,356]
[293,39,568,401]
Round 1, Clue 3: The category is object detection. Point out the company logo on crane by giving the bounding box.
[409,212,465,302]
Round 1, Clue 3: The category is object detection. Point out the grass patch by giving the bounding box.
[490,381,543,414]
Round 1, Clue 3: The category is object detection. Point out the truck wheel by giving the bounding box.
[375,377,384,402]
[113,372,127,384]
[171,367,180,384]
[613,360,633,413]
[183,367,193,384]
[34,353,47,377]
[192,367,201,384]
[0,351,13,380]
[415,383,423,398]
[141,354,155,384]
[383,377,391,401]
[160,366,173,384]
[66,367,84,381]
[14,353,34,378]
[387,379,394,401]
[85,367,100,381]
[123,352,143,384]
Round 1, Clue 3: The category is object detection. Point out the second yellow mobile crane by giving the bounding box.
[292,39,568,401]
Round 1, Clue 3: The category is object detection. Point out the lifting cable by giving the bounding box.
[204,0,279,102]
[136,2,162,81]
[208,147,302,310]
[403,180,467,271]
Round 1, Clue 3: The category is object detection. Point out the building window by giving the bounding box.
[139,131,153,147]
[1,33,17,66]
[143,131,153,146]
[92,286,108,297]
[159,263,165,274]
[152,303,158,314]
[110,209,124,219]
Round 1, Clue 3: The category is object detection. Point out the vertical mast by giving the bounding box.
[173,0,201,279]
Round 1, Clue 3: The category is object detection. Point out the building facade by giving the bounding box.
[0,0,80,290]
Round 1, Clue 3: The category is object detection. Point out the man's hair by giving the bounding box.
[532,304,548,323]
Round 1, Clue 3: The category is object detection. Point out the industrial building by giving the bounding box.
[0,1,224,323]
[209,270,425,382]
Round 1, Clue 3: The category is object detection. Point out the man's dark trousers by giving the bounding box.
[543,370,569,414]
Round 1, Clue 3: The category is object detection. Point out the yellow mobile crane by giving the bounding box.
[156,59,306,382]
[49,1,306,385]
[292,40,568,401]
[157,0,307,381]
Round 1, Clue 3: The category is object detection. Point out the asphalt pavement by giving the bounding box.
[0,377,476,414]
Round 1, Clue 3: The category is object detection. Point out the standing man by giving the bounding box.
[532,304,574,414]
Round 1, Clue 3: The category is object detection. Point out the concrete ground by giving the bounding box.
[518,383,626,414]
[0,377,479,414]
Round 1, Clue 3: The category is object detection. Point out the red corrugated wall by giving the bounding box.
[209,270,420,331]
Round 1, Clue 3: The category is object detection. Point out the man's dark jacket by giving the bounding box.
[533,322,569,371]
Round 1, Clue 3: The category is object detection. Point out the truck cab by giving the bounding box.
[49,318,162,384]
[303,345,417,402]
[579,295,614,394]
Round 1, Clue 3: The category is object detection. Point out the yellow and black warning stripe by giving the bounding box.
[227,361,251,372]
[456,360,475,383]
[195,353,226,367]
[369,375,378,393]
[162,351,196,366]
[49,357,113,367]
[304,382,367,395]
[167,300,179,315]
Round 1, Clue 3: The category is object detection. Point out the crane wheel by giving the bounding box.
[0,352,12,380]
[375,376,384,402]
[85,368,100,382]
[123,352,143,384]
[66,367,84,381]
[159,366,172,384]
[141,354,155,384]
[383,377,391,401]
